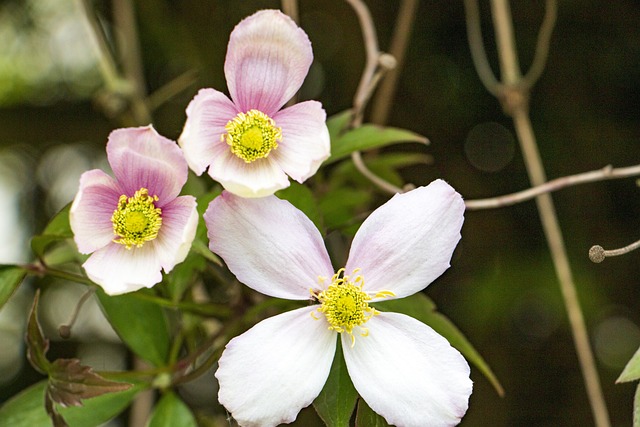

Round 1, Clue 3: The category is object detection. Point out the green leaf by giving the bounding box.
[31,204,73,259]
[26,289,51,374]
[0,382,51,427]
[313,339,358,427]
[0,264,27,309]
[618,345,640,383]
[326,110,352,141]
[375,293,504,396]
[276,182,323,231]
[326,124,428,165]
[97,290,170,367]
[355,399,388,427]
[48,359,132,407]
[61,381,144,427]
[0,381,143,427]
[147,392,198,427]
[318,187,372,232]
[163,248,207,302]
[634,382,640,427]
[333,152,433,189]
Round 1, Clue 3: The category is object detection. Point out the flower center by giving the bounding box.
[111,188,162,249]
[314,268,392,346]
[223,109,282,163]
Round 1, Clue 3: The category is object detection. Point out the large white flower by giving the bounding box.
[178,9,330,198]
[70,126,198,295]
[204,180,473,427]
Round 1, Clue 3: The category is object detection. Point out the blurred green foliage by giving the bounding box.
[1,0,640,426]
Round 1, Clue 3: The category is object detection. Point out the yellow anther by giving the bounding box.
[111,188,162,249]
[223,109,282,163]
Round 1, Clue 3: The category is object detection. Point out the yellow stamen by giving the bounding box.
[313,268,394,346]
[223,109,282,163]
[111,188,162,249]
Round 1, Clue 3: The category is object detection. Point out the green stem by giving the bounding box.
[130,291,232,318]
[488,1,611,425]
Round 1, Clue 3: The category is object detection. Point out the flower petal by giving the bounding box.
[225,9,313,115]
[82,243,162,295]
[152,195,198,273]
[178,88,239,175]
[207,149,290,198]
[343,312,472,427]
[70,169,122,254]
[271,101,330,182]
[216,306,336,427]
[205,192,334,299]
[107,125,188,204]
[345,180,464,299]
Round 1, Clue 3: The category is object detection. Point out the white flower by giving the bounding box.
[204,180,472,427]
[69,126,198,295]
[178,9,330,198]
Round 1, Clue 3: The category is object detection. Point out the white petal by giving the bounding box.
[216,306,336,427]
[208,149,290,198]
[204,192,334,299]
[225,10,313,115]
[178,88,239,175]
[70,170,122,254]
[343,312,472,427]
[152,196,198,273]
[271,101,330,183]
[345,180,464,299]
[82,243,162,295]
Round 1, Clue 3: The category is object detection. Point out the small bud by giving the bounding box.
[59,325,72,340]
[589,245,606,263]
[378,53,397,70]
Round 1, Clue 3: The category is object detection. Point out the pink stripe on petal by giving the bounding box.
[272,101,330,182]
[179,88,239,175]
[70,169,122,254]
[107,126,187,203]
[205,192,334,299]
[225,10,313,115]
[345,180,465,299]
[152,195,198,272]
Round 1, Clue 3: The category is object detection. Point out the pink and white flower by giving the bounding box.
[179,9,330,198]
[70,126,198,295]
[205,180,473,427]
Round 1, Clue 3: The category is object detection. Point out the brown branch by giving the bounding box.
[113,0,152,125]
[589,238,640,263]
[465,164,640,210]
[521,0,558,89]
[468,0,611,425]
[370,0,419,125]
[345,0,403,194]
[463,0,501,95]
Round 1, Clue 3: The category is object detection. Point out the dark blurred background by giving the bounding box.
[1,0,640,426]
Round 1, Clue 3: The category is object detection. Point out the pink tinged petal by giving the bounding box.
[178,88,239,175]
[205,192,334,299]
[152,195,198,273]
[70,169,122,254]
[271,101,330,182]
[107,125,188,204]
[343,312,472,427]
[345,180,465,300]
[207,149,290,198]
[225,9,313,115]
[216,306,336,427]
[82,243,162,295]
